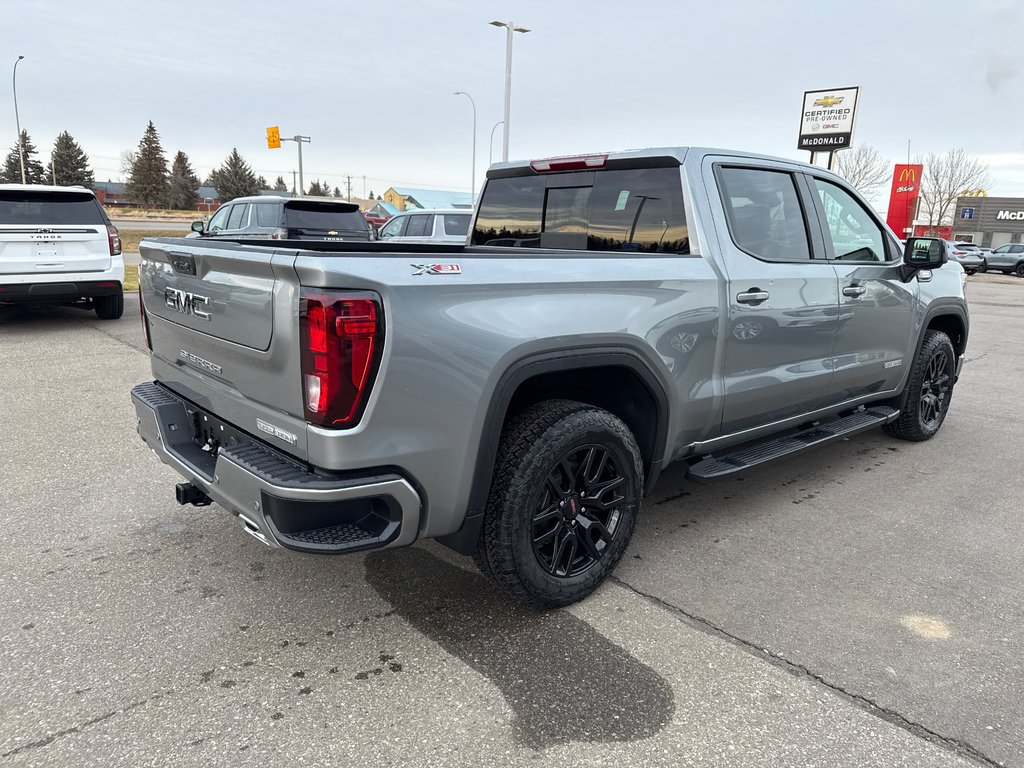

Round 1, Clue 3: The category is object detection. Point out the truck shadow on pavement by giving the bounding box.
[364,547,675,750]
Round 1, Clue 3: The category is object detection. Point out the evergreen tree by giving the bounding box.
[125,121,169,207]
[50,131,95,188]
[168,151,200,210]
[208,148,260,202]
[273,176,288,192]
[0,130,47,184]
[368,189,374,199]
[257,175,268,190]
[333,186,342,198]
[307,179,329,196]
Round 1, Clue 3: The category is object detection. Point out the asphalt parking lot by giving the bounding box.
[1,274,1021,767]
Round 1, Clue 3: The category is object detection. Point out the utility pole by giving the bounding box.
[362,175,366,199]
[291,170,297,195]
[345,175,353,201]
[13,55,26,184]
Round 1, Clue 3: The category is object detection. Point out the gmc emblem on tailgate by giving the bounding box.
[164,288,212,320]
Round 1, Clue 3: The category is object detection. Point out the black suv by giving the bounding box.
[190,196,372,241]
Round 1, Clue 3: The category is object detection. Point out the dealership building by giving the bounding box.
[949,196,1024,247]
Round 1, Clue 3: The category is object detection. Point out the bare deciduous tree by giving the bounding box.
[918,149,991,226]
[119,149,136,180]
[834,145,890,201]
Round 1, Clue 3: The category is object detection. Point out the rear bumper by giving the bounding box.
[131,381,421,554]
[0,279,123,302]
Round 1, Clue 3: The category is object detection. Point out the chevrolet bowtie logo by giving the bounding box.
[814,96,844,108]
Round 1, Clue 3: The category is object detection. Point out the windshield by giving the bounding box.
[0,191,108,225]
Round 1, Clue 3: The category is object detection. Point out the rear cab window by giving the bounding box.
[0,190,108,226]
[471,164,689,253]
[283,201,367,235]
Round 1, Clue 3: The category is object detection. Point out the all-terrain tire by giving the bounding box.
[477,399,643,608]
[883,330,956,442]
[95,292,124,320]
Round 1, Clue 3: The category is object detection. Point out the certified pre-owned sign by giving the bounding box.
[798,86,860,152]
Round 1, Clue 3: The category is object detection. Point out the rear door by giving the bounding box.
[707,160,840,435]
[0,189,111,275]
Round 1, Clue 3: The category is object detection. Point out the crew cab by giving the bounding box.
[131,147,968,607]
[1,185,124,318]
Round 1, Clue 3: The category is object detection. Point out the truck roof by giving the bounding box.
[487,146,841,179]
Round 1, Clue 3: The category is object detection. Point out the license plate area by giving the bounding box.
[186,406,249,455]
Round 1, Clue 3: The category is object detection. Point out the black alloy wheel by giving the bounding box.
[918,347,953,432]
[531,445,626,578]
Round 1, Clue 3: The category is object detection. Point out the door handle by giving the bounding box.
[736,289,769,305]
[842,285,866,298]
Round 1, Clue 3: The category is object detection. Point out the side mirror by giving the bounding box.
[903,238,945,270]
[190,220,205,234]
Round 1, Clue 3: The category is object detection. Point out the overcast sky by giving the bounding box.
[3,0,1023,199]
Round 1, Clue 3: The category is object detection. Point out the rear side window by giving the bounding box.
[717,167,811,262]
[254,203,278,228]
[227,203,249,230]
[0,191,107,225]
[443,214,470,236]
[471,166,688,252]
[283,201,366,233]
[405,214,434,237]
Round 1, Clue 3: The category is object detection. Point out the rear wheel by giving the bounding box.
[884,330,956,442]
[94,292,124,320]
[1016,263,1024,278]
[477,399,643,608]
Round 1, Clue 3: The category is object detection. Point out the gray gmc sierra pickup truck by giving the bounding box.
[131,147,968,607]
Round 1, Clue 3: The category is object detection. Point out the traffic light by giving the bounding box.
[266,126,281,149]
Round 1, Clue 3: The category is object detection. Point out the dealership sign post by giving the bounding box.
[798,86,860,169]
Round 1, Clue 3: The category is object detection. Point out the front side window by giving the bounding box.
[992,245,1010,253]
[717,167,811,261]
[378,216,407,238]
[471,166,688,252]
[813,178,887,262]
[206,205,231,233]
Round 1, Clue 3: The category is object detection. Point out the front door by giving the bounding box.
[807,175,916,405]
[709,161,840,435]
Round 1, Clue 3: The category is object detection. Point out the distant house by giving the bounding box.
[382,187,474,212]
[93,181,129,207]
[92,180,221,211]
[367,200,400,221]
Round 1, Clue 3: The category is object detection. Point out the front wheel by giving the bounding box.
[884,330,956,442]
[1016,263,1024,278]
[477,399,643,608]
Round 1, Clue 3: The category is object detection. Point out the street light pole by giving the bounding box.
[488,120,503,167]
[12,55,26,184]
[453,91,476,197]
[281,135,311,196]
[489,21,529,162]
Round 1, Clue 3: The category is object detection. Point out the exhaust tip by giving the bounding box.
[175,482,212,507]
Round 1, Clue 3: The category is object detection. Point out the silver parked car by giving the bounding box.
[986,243,1024,277]
[376,208,473,244]
[945,240,986,275]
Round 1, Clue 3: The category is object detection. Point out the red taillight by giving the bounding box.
[107,225,121,256]
[530,154,608,173]
[299,289,383,428]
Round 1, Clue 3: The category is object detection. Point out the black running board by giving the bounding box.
[687,406,899,483]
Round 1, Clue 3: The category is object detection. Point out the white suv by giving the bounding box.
[376,209,472,244]
[0,185,124,319]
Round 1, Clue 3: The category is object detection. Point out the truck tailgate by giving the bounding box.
[139,238,309,458]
